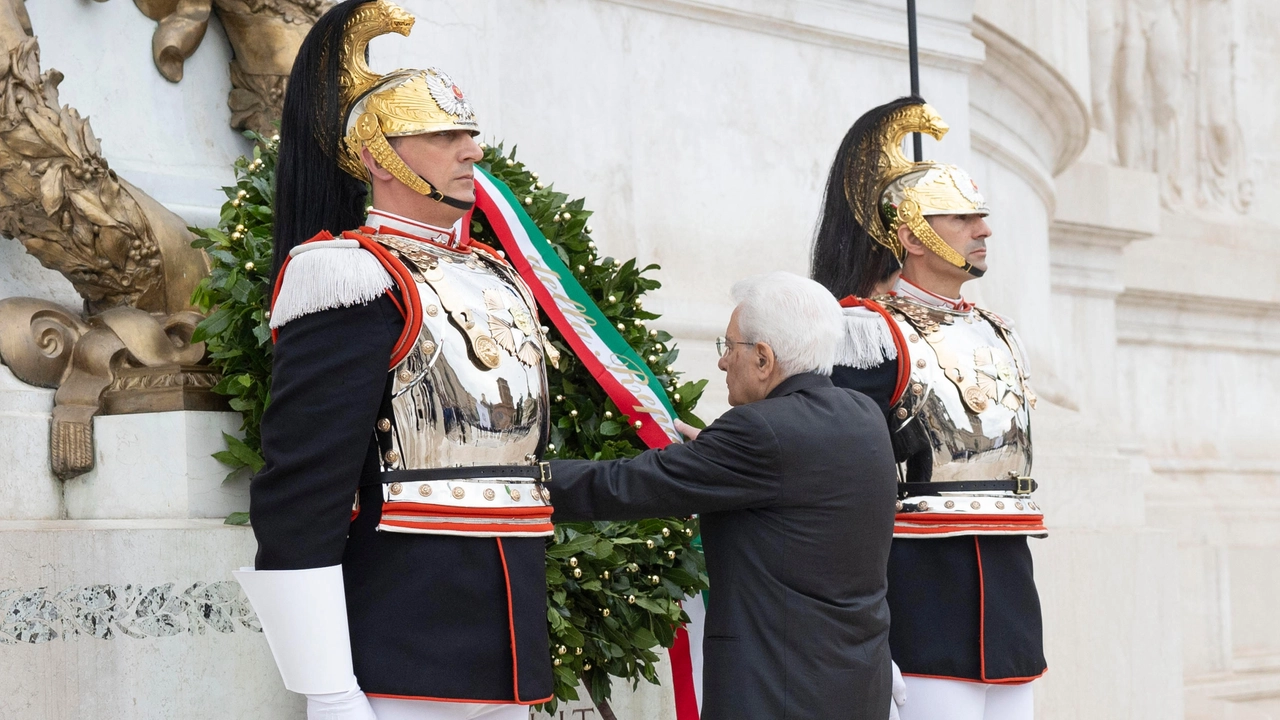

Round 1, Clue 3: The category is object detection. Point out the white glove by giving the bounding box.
[892,659,907,707]
[306,685,377,720]
[233,565,362,696]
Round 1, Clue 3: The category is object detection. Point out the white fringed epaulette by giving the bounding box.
[835,305,898,369]
[269,239,396,329]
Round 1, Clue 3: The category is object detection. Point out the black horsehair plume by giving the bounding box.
[811,95,924,300]
[272,0,372,281]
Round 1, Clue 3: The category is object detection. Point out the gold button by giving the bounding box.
[1015,501,1025,510]
[965,315,974,324]
[1030,502,1039,511]
[971,501,981,510]
[377,418,392,432]
[511,489,521,501]
[452,487,465,499]
[895,407,908,419]
[895,500,903,512]
[411,271,424,282]
[397,369,413,383]
[916,359,927,369]
[944,500,955,509]
[917,500,930,511]
[483,488,496,501]
[995,500,1005,510]
[383,450,399,464]
[909,334,919,343]
[422,341,436,354]
[911,383,923,396]
[389,482,402,495]
[426,304,439,317]
[418,484,432,497]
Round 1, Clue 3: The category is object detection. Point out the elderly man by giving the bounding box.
[550,271,898,720]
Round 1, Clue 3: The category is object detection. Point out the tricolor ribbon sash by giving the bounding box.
[474,167,705,718]
[473,167,682,449]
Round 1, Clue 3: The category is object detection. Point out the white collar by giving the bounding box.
[365,208,461,248]
[893,277,973,312]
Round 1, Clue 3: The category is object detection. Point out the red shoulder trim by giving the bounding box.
[341,231,422,368]
[838,296,911,406]
[268,230,422,369]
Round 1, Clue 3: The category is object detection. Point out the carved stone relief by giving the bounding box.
[0,581,259,644]
[115,0,332,136]
[1090,0,1252,213]
[1193,0,1253,212]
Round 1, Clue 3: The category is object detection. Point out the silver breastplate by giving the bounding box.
[885,296,1035,483]
[378,235,549,471]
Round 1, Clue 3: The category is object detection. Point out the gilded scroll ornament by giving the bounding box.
[119,0,332,136]
[0,298,208,478]
[0,4,208,314]
[0,2,218,477]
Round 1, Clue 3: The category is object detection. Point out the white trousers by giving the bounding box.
[367,697,529,720]
[898,677,1034,720]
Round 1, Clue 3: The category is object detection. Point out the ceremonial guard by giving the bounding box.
[233,2,555,718]
[813,97,1047,720]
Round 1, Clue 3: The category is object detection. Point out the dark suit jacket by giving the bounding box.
[551,372,897,720]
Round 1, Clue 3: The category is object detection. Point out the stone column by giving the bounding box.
[971,3,1185,715]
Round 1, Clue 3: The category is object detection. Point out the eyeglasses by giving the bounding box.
[715,336,754,358]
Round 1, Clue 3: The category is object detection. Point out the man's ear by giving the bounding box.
[897,223,926,257]
[755,343,773,371]
[360,146,394,182]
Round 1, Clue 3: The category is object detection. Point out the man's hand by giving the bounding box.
[675,420,701,441]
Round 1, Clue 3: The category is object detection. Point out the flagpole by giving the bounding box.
[907,0,923,161]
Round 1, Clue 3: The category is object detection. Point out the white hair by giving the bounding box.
[730,271,844,377]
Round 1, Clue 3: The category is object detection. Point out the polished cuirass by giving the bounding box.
[881,294,1045,537]
[371,232,554,537]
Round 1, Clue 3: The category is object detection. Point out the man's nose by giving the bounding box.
[460,135,483,162]
[717,355,728,372]
[975,217,992,239]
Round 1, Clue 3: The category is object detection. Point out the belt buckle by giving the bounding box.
[1014,476,1033,495]
[538,461,552,484]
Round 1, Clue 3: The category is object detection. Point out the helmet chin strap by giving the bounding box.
[898,199,986,278]
[412,171,475,211]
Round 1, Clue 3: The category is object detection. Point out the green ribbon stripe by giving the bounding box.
[478,167,678,423]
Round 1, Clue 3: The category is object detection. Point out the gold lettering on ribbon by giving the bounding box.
[510,213,678,442]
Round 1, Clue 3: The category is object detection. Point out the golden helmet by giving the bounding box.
[336,0,479,202]
[844,102,989,276]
